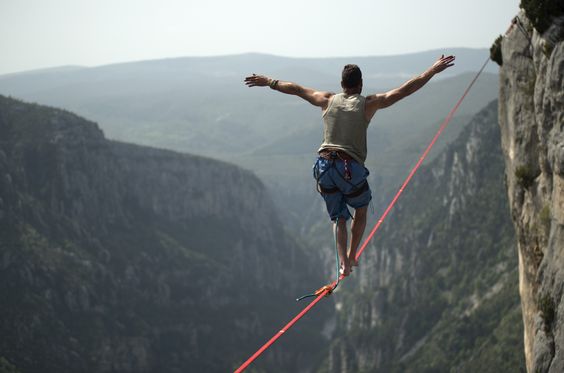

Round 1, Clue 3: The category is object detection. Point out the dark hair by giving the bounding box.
[341,64,362,89]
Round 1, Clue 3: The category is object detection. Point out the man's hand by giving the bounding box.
[364,54,456,118]
[244,74,272,87]
[429,55,455,74]
[243,74,332,109]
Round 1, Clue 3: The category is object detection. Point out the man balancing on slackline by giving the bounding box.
[244,54,455,277]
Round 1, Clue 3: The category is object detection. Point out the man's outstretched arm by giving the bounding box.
[365,55,455,119]
[244,74,333,109]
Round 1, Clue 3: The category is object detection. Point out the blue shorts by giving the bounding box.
[313,156,372,221]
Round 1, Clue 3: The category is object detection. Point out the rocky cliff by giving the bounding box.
[497,8,564,373]
[321,101,525,372]
[0,95,327,372]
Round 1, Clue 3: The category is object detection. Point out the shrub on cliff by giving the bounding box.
[0,358,20,373]
[515,164,538,188]
[520,0,564,33]
[490,35,503,66]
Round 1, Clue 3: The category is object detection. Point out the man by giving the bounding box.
[244,55,455,276]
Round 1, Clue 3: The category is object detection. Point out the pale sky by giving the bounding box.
[0,0,520,75]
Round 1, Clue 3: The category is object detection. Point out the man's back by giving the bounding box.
[319,93,369,165]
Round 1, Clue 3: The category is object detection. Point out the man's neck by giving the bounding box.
[343,88,361,95]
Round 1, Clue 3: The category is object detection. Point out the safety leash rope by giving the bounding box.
[296,217,341,301]
[234,56,490,373]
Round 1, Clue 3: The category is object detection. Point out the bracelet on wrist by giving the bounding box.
[269,79,279,89]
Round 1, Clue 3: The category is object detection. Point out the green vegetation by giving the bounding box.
[0,94,328,373]
[543,41,555,57]
[515,164,538,188]
[540,204,551,228]
[520,0,564,34]
[0,358,20,373]
[457,300,526,373]
[538,293,555,331]
[524,78,536,97]
[396,271,525,373]
[490,35,504,66]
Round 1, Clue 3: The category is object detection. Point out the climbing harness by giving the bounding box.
[314,150,369,198]
[234,55,491,373]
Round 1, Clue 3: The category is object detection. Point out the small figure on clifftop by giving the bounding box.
[244,55,455,276]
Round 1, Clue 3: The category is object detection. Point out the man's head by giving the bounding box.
[341,64,362,93]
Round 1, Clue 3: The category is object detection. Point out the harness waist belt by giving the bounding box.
[318,149,354,161]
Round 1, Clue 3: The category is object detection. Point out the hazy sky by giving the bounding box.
[1,0,520,75]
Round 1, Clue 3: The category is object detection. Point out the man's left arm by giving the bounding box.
[244,74,332,109]
[364,55,455,117]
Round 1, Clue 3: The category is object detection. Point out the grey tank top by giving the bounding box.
[318,93,370,164]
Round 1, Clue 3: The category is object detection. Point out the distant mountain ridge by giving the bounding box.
[0,48,495,80]
[0,50,500,235]
[0,49,495,158]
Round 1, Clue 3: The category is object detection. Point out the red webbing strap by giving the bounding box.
[234,56,490,373]
[234,289,328,373]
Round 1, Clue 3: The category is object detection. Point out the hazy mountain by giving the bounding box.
[0,50,506,371]
[0,50,499,236]
[321,101,526,372]
[0,49,496,157]
[0,95,330,373]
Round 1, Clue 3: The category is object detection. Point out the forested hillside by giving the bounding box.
[321,101,526,372]
[0,95,329,373]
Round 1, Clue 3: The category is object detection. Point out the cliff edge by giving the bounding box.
[497,8,563,373]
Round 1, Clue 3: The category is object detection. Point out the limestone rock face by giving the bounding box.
[498,10,564,373]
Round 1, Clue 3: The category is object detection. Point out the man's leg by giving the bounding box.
[334,217,350,276]
[315,157,355,276]
[348,205,367,267]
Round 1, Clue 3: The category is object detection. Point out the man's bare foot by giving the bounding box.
[350,258,358,268]
[346,256,358,273]
[339,261,351,277]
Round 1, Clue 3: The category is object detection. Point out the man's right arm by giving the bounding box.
[364,55,455,120]
[244,74,333,110]
[273,80,333,108]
